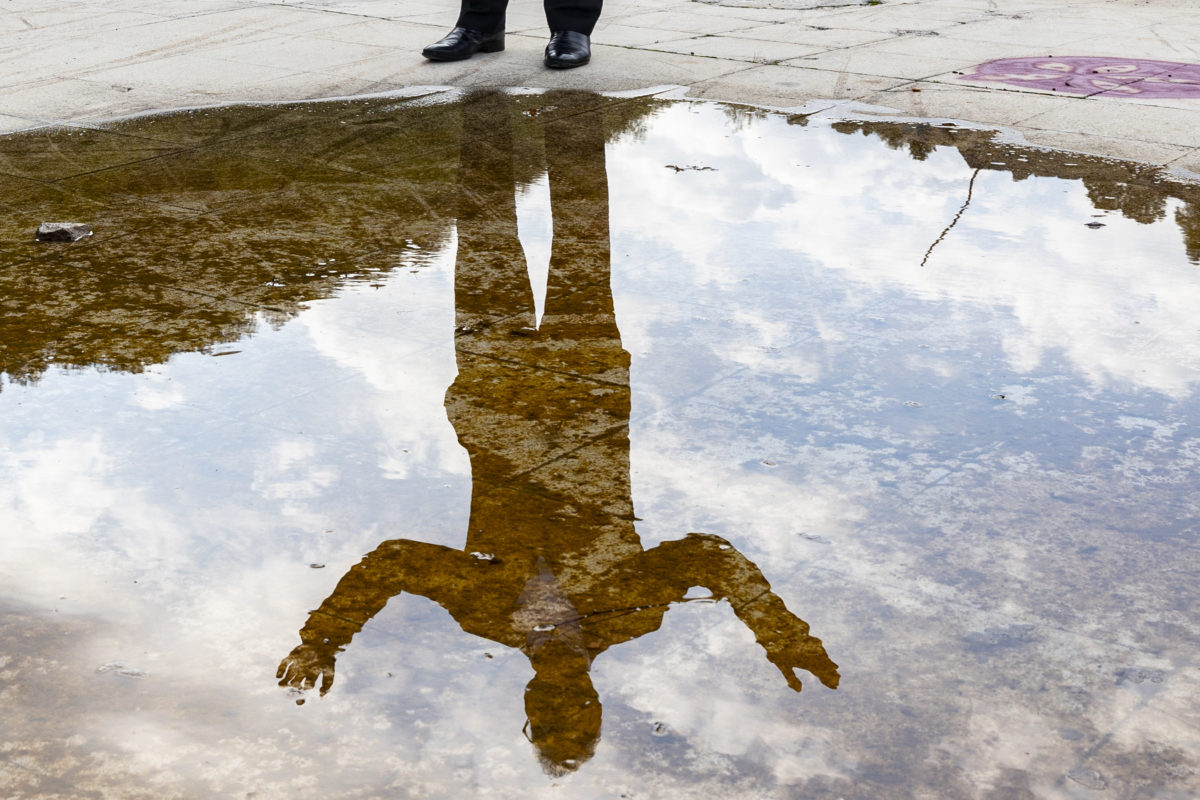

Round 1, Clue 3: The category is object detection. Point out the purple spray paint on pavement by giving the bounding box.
[958,56,1200,99]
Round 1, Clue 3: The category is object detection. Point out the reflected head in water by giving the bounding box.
[277,90,839,775]
[524,637,602,775]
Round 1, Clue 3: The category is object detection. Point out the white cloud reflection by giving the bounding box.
[610,103,1200,398]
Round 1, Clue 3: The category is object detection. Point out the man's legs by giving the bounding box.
[423,0,601,66]
[544,0,601,35]
[455,0,508,33]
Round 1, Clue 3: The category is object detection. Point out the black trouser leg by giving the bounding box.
[456,0,508,32]
[544,0,602,34]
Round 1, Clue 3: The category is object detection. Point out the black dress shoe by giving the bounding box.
[544,30,591,69]
[422,27,505,61]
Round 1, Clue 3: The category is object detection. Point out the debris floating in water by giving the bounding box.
[96,661,149,679]
[36,222,92,242]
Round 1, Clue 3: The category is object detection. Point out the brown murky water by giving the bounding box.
[2,90,1199,799]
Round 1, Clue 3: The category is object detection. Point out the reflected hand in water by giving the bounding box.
[761,614,842,693]
[279,90,838,773]
[277,641,337,698]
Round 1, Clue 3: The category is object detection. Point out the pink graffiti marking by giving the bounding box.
[958,56,1200,99]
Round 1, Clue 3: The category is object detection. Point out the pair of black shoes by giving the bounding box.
[422,27,590,69]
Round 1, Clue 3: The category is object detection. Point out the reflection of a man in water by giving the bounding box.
[277,90,839,775]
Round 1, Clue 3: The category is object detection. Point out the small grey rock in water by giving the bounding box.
[1066,767,1107,790]
[36,222,93,242]
[1115,667,1165,685]
[963,623,1036,650]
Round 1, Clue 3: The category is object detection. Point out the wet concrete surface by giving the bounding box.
[2,90,1200,798]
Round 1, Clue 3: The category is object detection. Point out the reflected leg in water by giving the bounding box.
[277,90,837,776]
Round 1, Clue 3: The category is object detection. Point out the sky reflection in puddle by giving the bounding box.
[2,90,1199,798]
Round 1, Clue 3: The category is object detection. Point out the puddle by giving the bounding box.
[2,90,1200,798]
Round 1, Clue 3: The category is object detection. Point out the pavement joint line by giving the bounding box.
[920,78,1200,120]
[1165,147,1200,168]
[1020,121,1198,151]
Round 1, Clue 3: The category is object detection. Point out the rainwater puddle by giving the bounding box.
[2,90,1199,798]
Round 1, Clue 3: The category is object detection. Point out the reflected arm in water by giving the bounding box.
[280,90,837,772]
[277,532,839,696]
[276,540,477,697]
[608,532,840,692]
